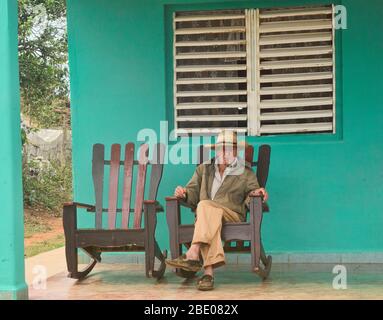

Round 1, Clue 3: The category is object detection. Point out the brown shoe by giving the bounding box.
[197,274,214,291]
[165,254,202,272]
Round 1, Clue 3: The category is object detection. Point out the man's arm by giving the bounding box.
[184,165,202,208]
[244,170,268,205]
[245,170,260,194]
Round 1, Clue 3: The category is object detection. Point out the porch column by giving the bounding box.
[0,0,28,300]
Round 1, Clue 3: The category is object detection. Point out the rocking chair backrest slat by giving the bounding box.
[108,144,121,229]
[148,143,165,201]
[92,144,105,229]
[256,144,271,188]
[91,142,164,230]
[121,143,135,229]
[133,144,149,228]
[245,145,254,166]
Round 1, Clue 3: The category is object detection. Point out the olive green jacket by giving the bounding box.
[184,159,260,221]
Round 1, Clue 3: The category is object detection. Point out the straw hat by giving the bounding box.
[206,130,247,149]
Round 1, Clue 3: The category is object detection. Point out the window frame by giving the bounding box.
[164,0,343,143]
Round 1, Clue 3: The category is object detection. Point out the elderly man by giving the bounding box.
[166,130,268,291]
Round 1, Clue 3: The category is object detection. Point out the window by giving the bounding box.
[173,5,336,136]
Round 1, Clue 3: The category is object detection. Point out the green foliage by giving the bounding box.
[25,234,64,257]
[21,127,27,146]
[24,213,52,238]
[23,159,72,215]
[18,0,69,128]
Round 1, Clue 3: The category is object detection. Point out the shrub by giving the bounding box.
[23,158,72,216]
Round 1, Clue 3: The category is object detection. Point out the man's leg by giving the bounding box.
[189,200,241,290]
[166,200,241,277]
[185,243,200,260]
[189,200,241,269]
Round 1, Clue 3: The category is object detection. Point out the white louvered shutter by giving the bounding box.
[173,10,249,135]
[256,5,336,135]
[172,5,336,136]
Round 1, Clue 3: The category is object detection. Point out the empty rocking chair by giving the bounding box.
[63,142,167,280]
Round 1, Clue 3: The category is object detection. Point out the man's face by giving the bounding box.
[216,145,237,165]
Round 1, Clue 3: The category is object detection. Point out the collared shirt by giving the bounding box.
[184,158,260,220]
[211,157,244,200]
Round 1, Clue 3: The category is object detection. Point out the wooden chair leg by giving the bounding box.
[63,204,98,280]
[166,199,182,260]
[65,241,80,279]
[249,196,271,280]
[145,204,155,278]
[63,204,79,278]
[251,230,262,274]
[145,202,167,279]
[250,197,262,270]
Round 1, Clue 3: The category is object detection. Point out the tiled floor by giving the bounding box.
[29,262,383,300]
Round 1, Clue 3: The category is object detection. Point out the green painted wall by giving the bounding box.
[66,0,383,254]
[0,0,28,300]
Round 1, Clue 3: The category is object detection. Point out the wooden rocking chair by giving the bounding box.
[63,142,167,280]
[165,144,272,280]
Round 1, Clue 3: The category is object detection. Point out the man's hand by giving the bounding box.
[249,188,268,202]
[174,186,187,199]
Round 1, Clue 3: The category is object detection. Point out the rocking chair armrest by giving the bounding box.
[248,194,263,199]
[143,200,164,212]
[165,196,179,201]
[63,202,95,211]
[165,196,196,210]
[248,195,270,212]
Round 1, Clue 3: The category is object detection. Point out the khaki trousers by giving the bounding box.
[191,200,241,268]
